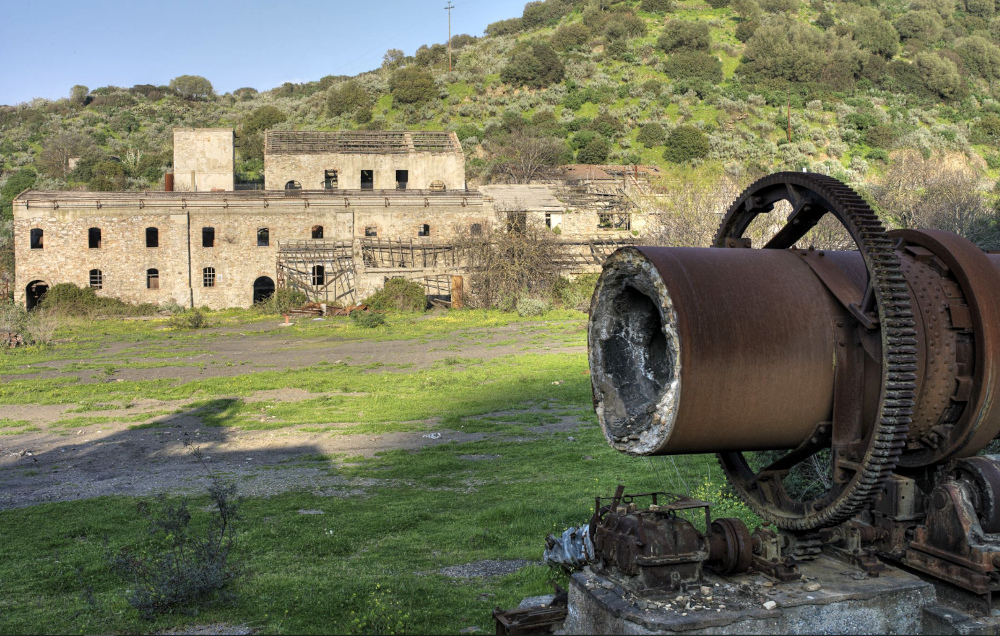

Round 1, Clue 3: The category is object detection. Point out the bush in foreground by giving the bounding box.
[39,283,157,317]
[364,278,426,312]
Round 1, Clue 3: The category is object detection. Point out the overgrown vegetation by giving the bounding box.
[363,278,427,312]
[37,283,158,318]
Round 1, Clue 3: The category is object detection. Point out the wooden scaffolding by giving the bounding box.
[276,240,357,305]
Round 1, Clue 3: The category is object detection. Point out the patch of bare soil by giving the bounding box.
[0,322,585,510]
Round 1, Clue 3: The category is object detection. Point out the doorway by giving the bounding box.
[253,276,276,304]
[25,280,49,310]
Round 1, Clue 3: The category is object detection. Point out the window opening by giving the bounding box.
[88,227,102,249]
[30,228,43,250]
[395,170,408,190]
[311,265,325,286]
[146,227,159,248]
[545,214,551,229]
[202,227,215,247]
[324,170,339,189]
[598,213,631,231]
[257,228,270,247]
[89,269,103,290]
[203,267,216,287]
[311,225,324,239]
[147,268,159,290]
[418,224,430,237]
[285,180,302,190]
[361,169,374,190]
[365,226,378,237]
[429,180,445,191]
[470,223,483,237]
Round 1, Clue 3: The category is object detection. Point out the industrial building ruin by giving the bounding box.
[13,128,646,309]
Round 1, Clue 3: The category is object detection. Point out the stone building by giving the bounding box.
[171,128,235,192]
[264,130,465,192]
[13,128,642,310]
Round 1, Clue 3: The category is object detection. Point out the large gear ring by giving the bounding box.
[712,172,917,530]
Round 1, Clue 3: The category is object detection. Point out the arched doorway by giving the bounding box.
[25,280,48,310]
[253,276,275,304]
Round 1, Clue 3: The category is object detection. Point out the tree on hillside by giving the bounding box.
[914,52,964,99]
[326,80,372,117]
[382,48,405,70]
[486,130,564,183]
[738,18,865,89]
[663,125,710,163]
[39,131,94,178]
[169,75,214,99]
[956,36,1000,81]
[641,0,676,13]
[894,11,943,43]
[1,167,36,221]
[637,122,667,147]
[664,51,724,83]
[839,6,900,59]
[551,23,592,51]
[500,42,565,89]
[389,67,438,103]
[242,106,287,135]
[657,21,711,53]
[69,85,89,105]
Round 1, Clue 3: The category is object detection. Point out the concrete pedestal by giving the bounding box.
[562,555,998,634]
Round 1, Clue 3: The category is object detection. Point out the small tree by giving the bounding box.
[663,125,710,163]
[551,23,592,51]
[663,51,723,83]
[327,80,372,116]
[89,161,127,191]
[577,135,611,163]
[486,130,564,183]
[637,122,667,147]
[641,0,675,13]
[1,167,36,221]
[70,85,89,105]
[915,51,963,99]
[500,42,565,89]
[242,106,287,135]
[382,48,406,69]
[956,36,1000,81]
[389,67,437,104]
[657,21,711,53]
[169,75,214,99]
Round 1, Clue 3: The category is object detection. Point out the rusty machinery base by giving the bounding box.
[561,556,1000,635]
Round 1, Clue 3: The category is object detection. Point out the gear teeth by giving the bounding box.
[713,172,916,531]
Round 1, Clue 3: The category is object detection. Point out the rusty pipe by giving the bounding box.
[588,239,1000,461]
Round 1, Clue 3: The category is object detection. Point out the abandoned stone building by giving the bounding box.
[13,129,643,310]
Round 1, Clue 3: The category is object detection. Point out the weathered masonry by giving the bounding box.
[264,130,465,192]
[13,128,648,310]
[13,189,487,310]
[172,128,235,192]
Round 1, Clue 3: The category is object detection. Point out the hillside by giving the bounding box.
[4,0,1000,279]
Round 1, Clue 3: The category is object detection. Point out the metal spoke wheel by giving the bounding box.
[712,172,917,531]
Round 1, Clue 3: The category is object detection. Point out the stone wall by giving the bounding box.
[264,151,465,192]
[173,128,235,192]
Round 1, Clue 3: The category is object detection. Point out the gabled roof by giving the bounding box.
[265,130,462,155]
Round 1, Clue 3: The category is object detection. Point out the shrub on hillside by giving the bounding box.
[972,113,1000,144]
[759,0,798,12]
[663,125,710,163]
[734,19,760,42]
[604,13,647,41]
[589,113,625,139]
[577,136,611,163]
[641,0,675,12]
[89,160,126,191]
[706,0,730,7]
[522,0,573,28]
[486,17,524,37]
[551,23,592,51]
[956,36,1000,81]
[389,67,437,104]
[500,42,565,89]
[364,278,426,312]
[864,124,897,148]
[966,0,995,18]
[326,80,372,117]
[637,122,667,147]
[894,11,944,42]
[1,167,36,220]
[915,52,964,99]
[664,51,724,83]
[841,8,899,59]
[657,21,711,53]
[242,106,286,135]
[738,18,865,89]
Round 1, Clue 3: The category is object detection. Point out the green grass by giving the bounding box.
[0,425,730,634]
[0,309,757,634]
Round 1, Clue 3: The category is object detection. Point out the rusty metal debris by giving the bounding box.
[492,586,568,635]
[585,171,1000,604]
[543,524,593,572]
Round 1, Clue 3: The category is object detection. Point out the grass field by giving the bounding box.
[0,309,746,634]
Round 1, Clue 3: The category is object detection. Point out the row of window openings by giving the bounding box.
[87,268,218,290]
[286,170,410,191]
[32,226,319,251]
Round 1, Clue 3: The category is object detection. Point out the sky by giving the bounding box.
[0,0,530,106]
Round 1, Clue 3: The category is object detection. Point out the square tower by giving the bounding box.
[172,128,234,192]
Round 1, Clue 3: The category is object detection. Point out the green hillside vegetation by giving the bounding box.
[4,0,1000,282]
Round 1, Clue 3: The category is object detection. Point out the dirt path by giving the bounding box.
[0,318,587,510]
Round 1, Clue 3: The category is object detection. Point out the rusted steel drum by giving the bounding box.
[589,241,1000,460]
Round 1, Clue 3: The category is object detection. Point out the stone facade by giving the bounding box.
[264,131,465,192]
[172,128,235,192]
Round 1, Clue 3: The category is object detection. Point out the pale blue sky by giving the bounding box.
[0,0,528,106]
